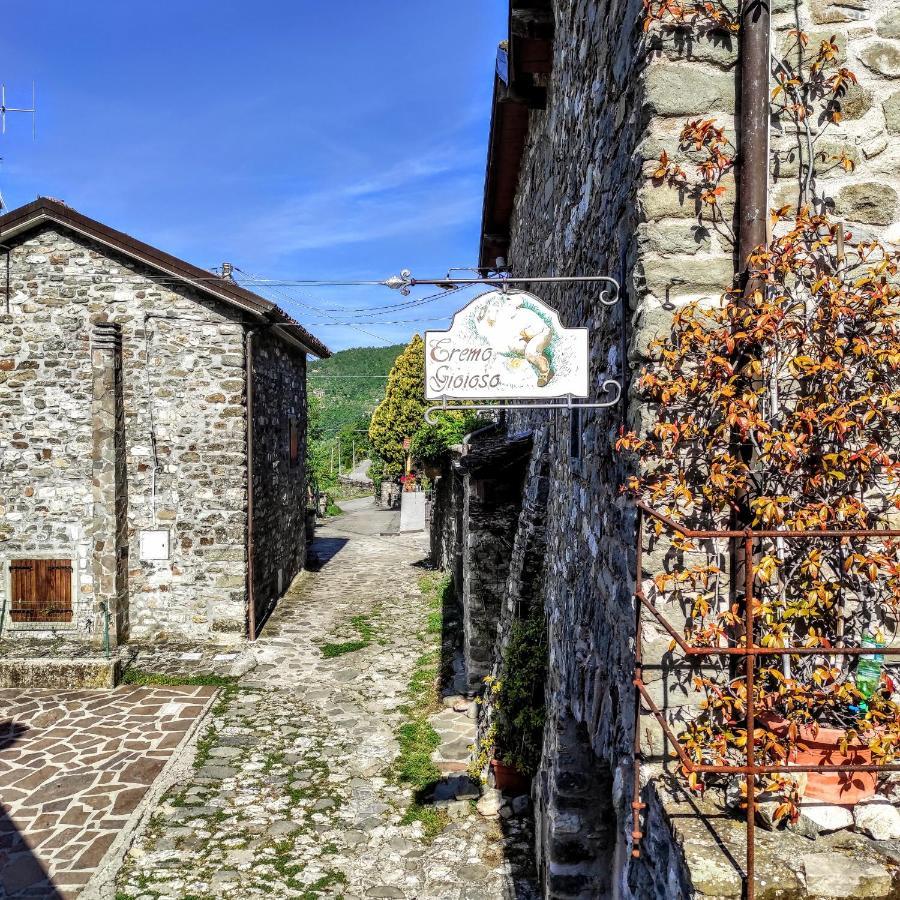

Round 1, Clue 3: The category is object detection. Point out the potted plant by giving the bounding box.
[619,207,900,818]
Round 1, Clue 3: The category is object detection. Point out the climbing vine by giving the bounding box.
[629,5,900,821]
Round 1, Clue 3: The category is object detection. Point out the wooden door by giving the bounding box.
[9,559,73,623]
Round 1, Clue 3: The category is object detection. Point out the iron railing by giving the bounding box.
[631,501,900,900]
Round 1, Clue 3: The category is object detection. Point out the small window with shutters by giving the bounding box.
[8,559,74,624]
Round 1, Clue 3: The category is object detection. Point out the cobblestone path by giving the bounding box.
[115,502,538,900]
[0,686,214,899]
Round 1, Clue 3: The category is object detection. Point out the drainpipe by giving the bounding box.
[246,326,259,641]
[734,6,770,897]
[738,0,771,283]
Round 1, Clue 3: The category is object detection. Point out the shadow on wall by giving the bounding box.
[0,720,65,900]
[536,715,621,899]
[411,571,541,898]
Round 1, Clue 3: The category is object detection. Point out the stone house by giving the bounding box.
[0,198,329,647]
[432,0,900,897]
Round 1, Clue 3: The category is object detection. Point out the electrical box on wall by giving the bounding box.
[139,529,170,562]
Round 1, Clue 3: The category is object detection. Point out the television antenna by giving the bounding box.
[1,83,36,138]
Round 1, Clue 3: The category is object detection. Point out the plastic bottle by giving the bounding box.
[856,632,885,699]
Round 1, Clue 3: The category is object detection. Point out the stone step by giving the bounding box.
[0,656,120,688]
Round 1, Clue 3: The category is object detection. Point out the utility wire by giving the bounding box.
[302,316,451,326]
[233,269,464,317]
[29,267,466,320]
[43,273,395,285]
[233,266,394,346]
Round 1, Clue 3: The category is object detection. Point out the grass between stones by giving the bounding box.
[393,573,452,840]
[120,668,238,687]
[117,694,348,899]
[193,686,239,769]
[319,607,382,658]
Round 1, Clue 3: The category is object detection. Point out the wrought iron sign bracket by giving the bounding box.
[383,269,620,306]
[393,268,624,426]
[423,388,622,425]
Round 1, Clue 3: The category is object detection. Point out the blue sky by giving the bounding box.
[2,1,507,351]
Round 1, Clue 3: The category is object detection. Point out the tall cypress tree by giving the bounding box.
[368,334,425,479]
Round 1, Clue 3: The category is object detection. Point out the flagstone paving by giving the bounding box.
[114,501,539,900]
[0,685,215,899]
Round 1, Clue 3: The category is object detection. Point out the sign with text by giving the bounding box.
[425,289,589,400]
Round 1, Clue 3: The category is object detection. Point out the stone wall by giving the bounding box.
[429,466,462,583]
[249,327,308,633]
[0,223,307,644]
[380,481,401,509]
[460,461,527,693]
[769,0,900,233]
[427,0,900,894]
[497,3,671,891]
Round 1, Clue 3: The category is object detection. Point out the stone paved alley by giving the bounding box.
[105,498,538,900]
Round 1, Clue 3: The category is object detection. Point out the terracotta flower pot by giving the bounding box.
[760,712,877,805]
[490,758,531,796]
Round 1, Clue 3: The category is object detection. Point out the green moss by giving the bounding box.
[395,720,441,788]
[349,613,375,642]
[389,571,451,842]
[320,640,367,658]
[494,607,548,776]
[301,870,348,898]
[407,651,441,710]
[400,803,449,839]
[193,726,218,769]
[262,750,285,774]
[319,609,380,658]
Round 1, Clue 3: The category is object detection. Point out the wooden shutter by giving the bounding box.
[9,559,73,623]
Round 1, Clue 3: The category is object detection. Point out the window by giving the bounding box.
[289,418,300,468]
[8,559,73,623]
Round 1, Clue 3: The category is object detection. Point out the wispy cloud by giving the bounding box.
[238,142,484,257]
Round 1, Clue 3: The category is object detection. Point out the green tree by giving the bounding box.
[368,335,426,480]
[336,414,372,473]
[306,394,338,498]
[410,410,485,466]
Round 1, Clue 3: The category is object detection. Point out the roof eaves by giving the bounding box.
[0,198,331,359]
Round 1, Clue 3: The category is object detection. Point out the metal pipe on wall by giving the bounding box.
[734,2,771,875]
[245,327,259,641]
[738,0,771,277]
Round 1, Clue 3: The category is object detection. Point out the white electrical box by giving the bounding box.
[140,529,171,561]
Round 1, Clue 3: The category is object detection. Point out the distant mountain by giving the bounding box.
[308,344,405,437]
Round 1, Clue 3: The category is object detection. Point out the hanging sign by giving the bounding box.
[424,289,589,400]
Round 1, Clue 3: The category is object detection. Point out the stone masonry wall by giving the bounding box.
[429,464,464,594]
[486,0,900,895]
[0,224,249,643]
[460,466,526,693]
[249,327,308,633]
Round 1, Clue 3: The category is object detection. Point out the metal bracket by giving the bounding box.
[423,380,622,425]
[384,269,620,307]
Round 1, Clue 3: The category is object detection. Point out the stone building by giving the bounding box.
[0,198,329,647]
[432,0,900,897]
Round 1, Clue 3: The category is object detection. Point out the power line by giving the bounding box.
[302,316,451,326]
[40,269,465,316]
[233,266,396,346]
[232,271,464,317]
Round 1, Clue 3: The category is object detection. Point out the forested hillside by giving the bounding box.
[308,344,404,437]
